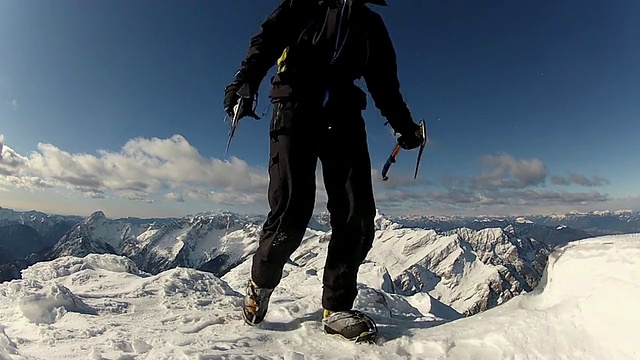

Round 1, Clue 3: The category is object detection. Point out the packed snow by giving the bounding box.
[0,232,639,359]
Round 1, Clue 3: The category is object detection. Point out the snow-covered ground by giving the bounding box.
[1,233,639,360]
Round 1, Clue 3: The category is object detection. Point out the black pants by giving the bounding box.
[251,100,376,312]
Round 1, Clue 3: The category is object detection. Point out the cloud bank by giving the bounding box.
[551,173,611,187]
[472,154,547,190]
[374,153,619,214]
[0,135,268,205]
[1,136,627,216]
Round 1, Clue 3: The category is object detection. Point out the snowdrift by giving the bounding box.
[0,234,638,359]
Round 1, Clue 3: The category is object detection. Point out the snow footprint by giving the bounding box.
[103,337,152,357]
[132,338,152,353]
[177,316,227,334]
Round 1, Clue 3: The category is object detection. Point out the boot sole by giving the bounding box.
[324,325,378,344]
[327,331,378,344]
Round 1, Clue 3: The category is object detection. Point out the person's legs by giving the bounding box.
[252,101,318,289]
[318,111,376,313]
[243,101,318,325]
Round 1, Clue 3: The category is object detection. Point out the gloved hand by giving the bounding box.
[224,82,260,119]
[397,122,424,150]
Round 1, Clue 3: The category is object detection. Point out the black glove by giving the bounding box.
[397,122,423,150]
[224,82,260,119]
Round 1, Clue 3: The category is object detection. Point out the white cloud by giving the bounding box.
[164,192,185,202]
[375,188,614,215]
[2,138,625,216]
[0,175,53,190]
[473,153,547,190]
[551,173,610,187]
[183,187,265,205]
[0,139,29,175]
[0,134,269,205]
[11,99,17,111]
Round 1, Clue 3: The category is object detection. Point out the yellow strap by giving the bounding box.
[277,47,289,74]
[323,309,331,319]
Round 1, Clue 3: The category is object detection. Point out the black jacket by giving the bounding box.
[232,0,416,136]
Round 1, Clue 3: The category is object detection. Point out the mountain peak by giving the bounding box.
[88,211,106,220]
[374,209,401,231]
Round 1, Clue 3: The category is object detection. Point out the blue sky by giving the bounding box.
[1,0,639,218]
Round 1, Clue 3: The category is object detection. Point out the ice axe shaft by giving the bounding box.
[381,144,401,181]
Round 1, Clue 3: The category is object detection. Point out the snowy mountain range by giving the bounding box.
[1,206,637,314]
[0,207,82,251]
[0,225,41,262]
[45,210,263,277]
[392,210,640,237]
[0,206,582,315]
[2,206,636,264]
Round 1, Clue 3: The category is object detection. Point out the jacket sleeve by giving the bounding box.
[363,13,417,136]
[233,1,297,92]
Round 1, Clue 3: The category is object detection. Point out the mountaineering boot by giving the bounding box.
[322,309,378,343]
[242,279,274,326]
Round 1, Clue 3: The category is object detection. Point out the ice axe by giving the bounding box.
[381,119,428,181]
[225,83,260,155]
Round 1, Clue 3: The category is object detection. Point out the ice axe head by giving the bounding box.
[235,84,261,121]
[380,119,428,182]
